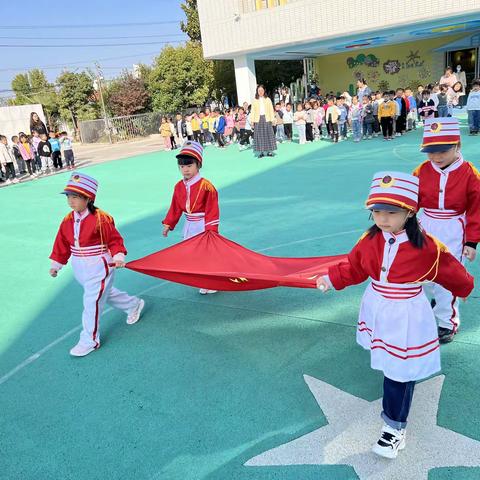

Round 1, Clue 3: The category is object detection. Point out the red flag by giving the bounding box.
[126,231,346,291]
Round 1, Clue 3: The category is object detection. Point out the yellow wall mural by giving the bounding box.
[314,34,465,95]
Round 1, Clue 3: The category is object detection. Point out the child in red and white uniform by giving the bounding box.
[317,171,473,459]
[413,117,480,343]
[50,172,145,357]
[162,140,219,295]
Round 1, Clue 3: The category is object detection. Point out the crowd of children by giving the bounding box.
[157,79,480,153]
[0,129,75,186]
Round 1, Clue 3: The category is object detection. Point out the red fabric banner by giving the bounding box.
[126,231,347,291]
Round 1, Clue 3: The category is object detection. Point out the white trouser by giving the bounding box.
[419,210,465,330]
[72,254,139,348]
[41,156,53,172]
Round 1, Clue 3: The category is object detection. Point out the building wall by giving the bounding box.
[197,0,479,59]
[0,104,46,142]
[314,35,465,95]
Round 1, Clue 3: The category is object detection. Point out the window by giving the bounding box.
[241,0,290,13]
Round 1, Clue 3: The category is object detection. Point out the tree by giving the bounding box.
[106,73,151,116]
[56,71,98,129]
[212,60,237,105]
[256,60,304,97]
[10,69,59,118]
[11,73,31,98]
[180,0,201,43]
[149,42,214,112]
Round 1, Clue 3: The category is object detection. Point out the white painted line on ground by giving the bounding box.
[0,229,360,386]
[392,144,419,164]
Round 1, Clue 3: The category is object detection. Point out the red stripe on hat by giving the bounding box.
[180,148,202,163]
[64,186,96,200]
[372,177,419,188]
[421,136,460,146]
[371,184,419,197]
[366,193,418,211]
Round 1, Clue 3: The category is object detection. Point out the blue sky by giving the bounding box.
[0,0,186,98]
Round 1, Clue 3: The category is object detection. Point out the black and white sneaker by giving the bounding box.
[438,326,455,344]
[372,424,406,459]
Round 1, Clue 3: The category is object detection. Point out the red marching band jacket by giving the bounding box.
[328,231,474,297]
[413,158,480,244]
[50,210,127,265]
[162,177,220,232]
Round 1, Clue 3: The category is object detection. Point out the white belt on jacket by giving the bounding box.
[371,281,422,299]
[184,212,205,222]
[71,244,109,257]
[422,208,464,220]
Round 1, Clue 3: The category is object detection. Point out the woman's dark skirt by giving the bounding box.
[254,115,277,152]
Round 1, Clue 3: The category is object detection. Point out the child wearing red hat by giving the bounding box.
[413,117,480,343]
[162,141,220,295]
[317,171,473,459]
[49,172,145,357]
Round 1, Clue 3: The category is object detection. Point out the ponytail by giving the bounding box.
[87,201,98,215]
[405,214,424,249]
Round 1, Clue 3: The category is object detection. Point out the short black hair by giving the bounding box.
[11,135,18,142]
[0,135,6,141]
[177,155,201,168]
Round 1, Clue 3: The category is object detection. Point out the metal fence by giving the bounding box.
[79,111,164,144]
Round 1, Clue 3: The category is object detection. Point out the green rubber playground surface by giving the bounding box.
[1,123,480,480]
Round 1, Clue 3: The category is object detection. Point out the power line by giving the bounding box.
[0,40,184,48]
[0,51,164,72]
[0,34,187,40]
[0,20,182,29]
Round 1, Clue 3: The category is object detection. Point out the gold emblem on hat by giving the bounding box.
[430,122,442,133]
[380,175,395,188]
[72,175,81,182]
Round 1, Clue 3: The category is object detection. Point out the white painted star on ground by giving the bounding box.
[245,375,480,480]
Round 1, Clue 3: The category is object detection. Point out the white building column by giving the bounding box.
[233,55,257,105]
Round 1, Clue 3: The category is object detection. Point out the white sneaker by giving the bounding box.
[12,178,19,183]
[126,298,145,325]
[199,289,217,295]
[5,179,12,185]
[70,342,97,357]
[372,424,406,459]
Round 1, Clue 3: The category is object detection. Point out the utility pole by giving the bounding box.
[95,62,112,144]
